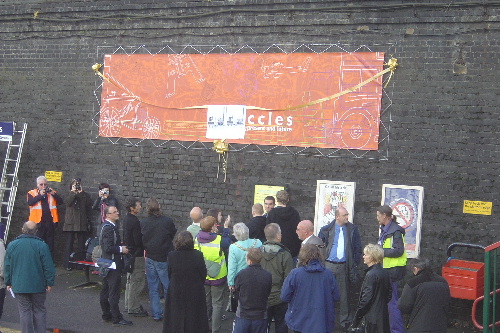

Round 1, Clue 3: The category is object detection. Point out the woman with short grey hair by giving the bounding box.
[233,222,250,241]
[227,223,262,290]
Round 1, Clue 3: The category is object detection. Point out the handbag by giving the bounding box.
[226,290,238,313]
[204,259,223,278]
[96,258,114,278]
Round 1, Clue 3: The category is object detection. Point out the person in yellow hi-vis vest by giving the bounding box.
[194,216,231,333]
[27,175,63,257]
[377,205,407,333]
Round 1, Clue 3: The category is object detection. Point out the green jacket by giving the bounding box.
[5,234,55,293]
[260,241,294,307]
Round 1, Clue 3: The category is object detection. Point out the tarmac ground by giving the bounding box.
[0,266,479,333]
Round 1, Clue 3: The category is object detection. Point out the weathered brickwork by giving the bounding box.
[0,2,498,322]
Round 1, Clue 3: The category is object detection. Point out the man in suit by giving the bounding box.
[296,220,324,246]
[318,207,362,331]
[100,205,133,326]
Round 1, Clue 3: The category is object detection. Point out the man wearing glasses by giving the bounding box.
[99,206,133,326]
[27,175,63,256]
[318,207,362,332]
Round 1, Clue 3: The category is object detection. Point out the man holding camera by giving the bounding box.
[62,178,92,270]
[27,175,64,257]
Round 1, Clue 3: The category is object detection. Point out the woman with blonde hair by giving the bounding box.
[350,244,392,333]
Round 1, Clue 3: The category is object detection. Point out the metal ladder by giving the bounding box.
[0,122,27,242]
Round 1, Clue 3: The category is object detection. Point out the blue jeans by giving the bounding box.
[145,257,169,319]
[233,317,267,333]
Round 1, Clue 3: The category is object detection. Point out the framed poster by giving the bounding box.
[381,184,424,259]
[314,180,356,235]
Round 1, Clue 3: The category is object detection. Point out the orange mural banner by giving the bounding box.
[99,52,385,150]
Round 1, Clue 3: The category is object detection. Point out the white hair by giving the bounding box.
[36,176,47,184]
[233,222,249,241]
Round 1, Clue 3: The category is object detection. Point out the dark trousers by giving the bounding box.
[36,221,55,256]
[326,261,351,328]
[233,317,267,333]
[100,268,123,323]
[267,302,288,333]
[16,292,47,333]
[0,287,6,319]
[63,231,87,269]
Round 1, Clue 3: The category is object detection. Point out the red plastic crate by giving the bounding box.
[442,259,484,300]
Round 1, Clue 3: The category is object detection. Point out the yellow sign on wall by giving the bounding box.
[463,200,493,215]
[45,171,63,183]
[254,185,285,205]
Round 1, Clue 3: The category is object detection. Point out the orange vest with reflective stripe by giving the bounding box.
[28,189,59,223]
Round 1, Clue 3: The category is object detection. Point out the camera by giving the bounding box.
[75,183,81,191]
[45,187,52,193]
[101,189,109,195]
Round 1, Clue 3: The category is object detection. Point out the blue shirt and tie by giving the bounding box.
[327,223,346,263]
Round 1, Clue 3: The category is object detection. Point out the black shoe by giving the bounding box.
[129,309,148,317]
[102,316,112,322]
[65,267,72,271]
[113,319,133,326]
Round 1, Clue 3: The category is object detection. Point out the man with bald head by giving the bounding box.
[187,207,203,239]
[318,207,362,331]
[296,220,324,246]
[5,221,55,333]
[247,203,267,243]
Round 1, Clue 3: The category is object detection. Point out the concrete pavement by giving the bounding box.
[0,266,477,333]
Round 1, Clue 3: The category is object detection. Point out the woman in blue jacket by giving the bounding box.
[281,243,340,333]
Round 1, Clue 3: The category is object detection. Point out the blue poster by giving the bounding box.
[382,185,424,258]
[0,122,13,142]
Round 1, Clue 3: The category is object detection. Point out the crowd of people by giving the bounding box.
[10,175,452,333]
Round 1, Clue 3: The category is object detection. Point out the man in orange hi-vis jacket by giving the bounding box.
[27,175,63,256]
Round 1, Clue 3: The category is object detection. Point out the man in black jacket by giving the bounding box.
[247,203,267,243]
[99,206,133,326]
[398,258,450,333]
[266,190,301,260]
[123,198,148,317]
[141,198,177,321]
[234,248,272,333]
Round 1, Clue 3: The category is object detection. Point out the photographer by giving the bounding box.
[27,175,64,257]
[63,178,92,270]
[92,182,120,230]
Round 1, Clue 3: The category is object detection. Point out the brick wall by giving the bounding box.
[0,1,498,324]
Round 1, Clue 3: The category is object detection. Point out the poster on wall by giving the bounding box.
[254,185,285,205]
[381,184,424,259]
[98,52,385,150]
[314,180,356,235]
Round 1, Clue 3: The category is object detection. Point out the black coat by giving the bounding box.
[246,216,267,243]
[163,249,209,333]
[123,213,144,257]
[100,221,123,268]
[266,206,301,257]
[141,215,177,262]
[352,264,392,333]
[398,269,450,333]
